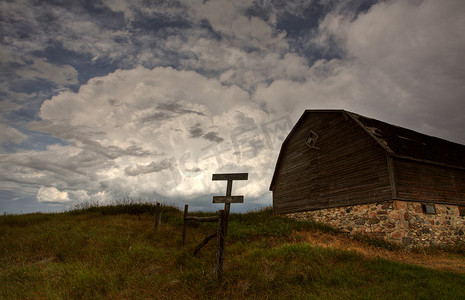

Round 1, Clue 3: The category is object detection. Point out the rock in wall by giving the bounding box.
[287,200,465,247]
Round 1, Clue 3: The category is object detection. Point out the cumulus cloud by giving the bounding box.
[7,66,289,207]
[37,187,70,203]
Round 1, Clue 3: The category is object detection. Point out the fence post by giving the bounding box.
[154,202,162,231]
[182,204,188,246]
[215,209,225,282]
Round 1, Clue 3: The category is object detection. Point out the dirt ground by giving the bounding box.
[297,230,465,274]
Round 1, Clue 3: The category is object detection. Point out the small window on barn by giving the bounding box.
[305,130,320,149]
[422,204,436,214]
[459,206,465,217]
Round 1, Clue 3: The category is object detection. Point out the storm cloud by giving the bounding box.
[1,0,464,213]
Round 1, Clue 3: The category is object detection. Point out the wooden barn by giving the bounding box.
[270,110,465,247]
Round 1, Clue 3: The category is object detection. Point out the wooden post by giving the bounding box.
[215,210,225,282]
[157,203,162,227]
[224,179,232,236]
[154,202,162,230]
[182,204,188,246]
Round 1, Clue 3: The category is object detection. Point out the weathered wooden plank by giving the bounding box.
[274,194,392,214]
[285,117,361,151]
[394,157,465,203]
[273,197,326,208]
[212,173,248,180]
[212,196,244,203]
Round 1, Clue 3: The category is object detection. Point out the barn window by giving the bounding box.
[421,204,436,214]
[305,130,320,149]
[459,206,465,217]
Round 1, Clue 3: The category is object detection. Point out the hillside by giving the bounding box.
[1,203,465,299]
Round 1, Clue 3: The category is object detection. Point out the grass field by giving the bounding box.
[1,202,465,299]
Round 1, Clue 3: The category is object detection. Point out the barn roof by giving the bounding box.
[348,112,465,168]
[270,110,465,190]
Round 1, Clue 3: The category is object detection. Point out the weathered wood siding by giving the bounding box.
[272,112,392,214]
[394,158,465,204]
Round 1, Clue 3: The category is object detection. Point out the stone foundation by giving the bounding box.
[287,200,465,247]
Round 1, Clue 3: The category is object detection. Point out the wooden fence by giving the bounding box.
[154,172,248,281]
[182,204,225,280]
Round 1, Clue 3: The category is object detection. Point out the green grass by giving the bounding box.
[1,204,465,299]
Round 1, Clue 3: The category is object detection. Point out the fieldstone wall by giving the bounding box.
[287,200,465,247]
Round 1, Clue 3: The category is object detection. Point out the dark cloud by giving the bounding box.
[189,123,204,138]
[34,42,119,85]
[124,159,172,176]
[138,103,206,124]
[139,112,172,123]
[29,121,154,159]
[157,102,205,116]
[0,152,104,193]
[189,123,224,143]
[203,131,224,143]
[131,12,191,34]
[98,144,153,159]
[108,98,124,106]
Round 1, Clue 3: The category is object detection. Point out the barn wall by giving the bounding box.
[271,112,320,214]
[272,112,392,214]
[287,200,465,247]
[394,158,465,205]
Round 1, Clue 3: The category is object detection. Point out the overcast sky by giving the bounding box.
[1,0,464,214]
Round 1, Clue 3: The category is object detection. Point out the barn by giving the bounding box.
[270,110,465,247]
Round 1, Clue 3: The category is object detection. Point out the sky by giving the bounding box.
[1,0,465,214]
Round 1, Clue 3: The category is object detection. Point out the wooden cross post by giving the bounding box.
[212,173,248,236]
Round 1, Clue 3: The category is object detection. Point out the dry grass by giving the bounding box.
[2,205,465,299]
[297,230,465,274]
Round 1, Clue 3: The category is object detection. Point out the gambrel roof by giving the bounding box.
[270,110,465,190]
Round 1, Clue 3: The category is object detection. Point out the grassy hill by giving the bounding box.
[1,203,465,299]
